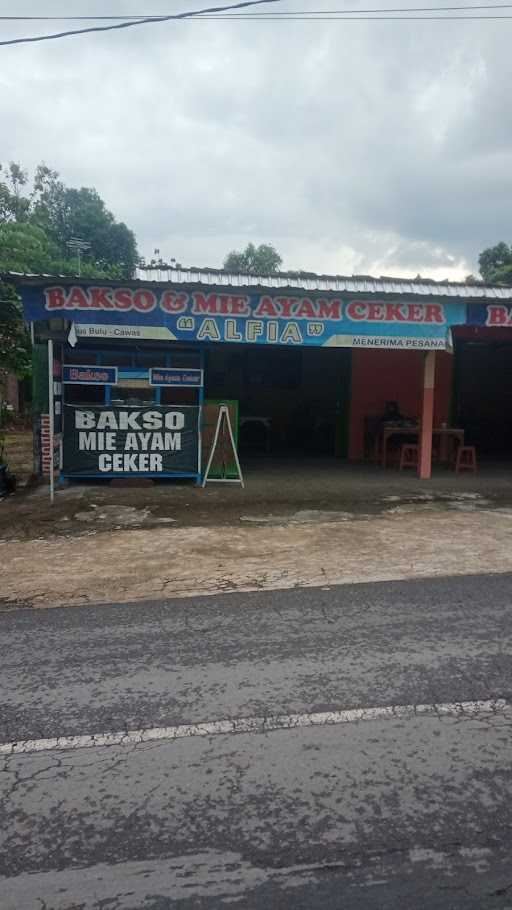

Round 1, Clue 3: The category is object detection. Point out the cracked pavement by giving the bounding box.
[2,574,512,907]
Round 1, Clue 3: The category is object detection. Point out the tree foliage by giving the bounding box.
[30,165,138,274]
[478,242,512,285]
[0,161,140,375]
[0,161,139,277]
[0,162,31,223]
[0,281,31,377]
[0,222,59,274]
[223,242,282,275]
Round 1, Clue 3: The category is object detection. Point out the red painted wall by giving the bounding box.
[348,349,453,460]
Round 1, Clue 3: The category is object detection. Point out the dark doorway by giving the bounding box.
[455,339,512,455]
[205,344,351,458]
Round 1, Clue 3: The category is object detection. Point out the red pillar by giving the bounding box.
[419,351,436,479]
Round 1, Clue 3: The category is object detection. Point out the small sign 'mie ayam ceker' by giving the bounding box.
[149,368,203,387]
[18,285,467,350]
[63,406,200,476]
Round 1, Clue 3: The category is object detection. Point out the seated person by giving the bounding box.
[381,400,404,424]
[379,401,416,464]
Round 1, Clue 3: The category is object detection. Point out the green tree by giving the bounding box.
[0,162,31,223]
[0,161,139,278]
[31,167,138,276]
[0,222,128,281]
[0,222,59,274]
[223,242,282,275]
[0,163,141,377]
[0,281,31,377]
[478,242,512,285]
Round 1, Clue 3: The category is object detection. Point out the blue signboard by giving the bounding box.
[150,368,204,388]
[467,303,512,328]
[19,284,468,351]
[62,365,118,385]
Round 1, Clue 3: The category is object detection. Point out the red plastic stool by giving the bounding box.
[400,444,419,470]
[455,445,477,473]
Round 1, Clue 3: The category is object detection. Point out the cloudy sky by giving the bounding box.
[1,0,511,279]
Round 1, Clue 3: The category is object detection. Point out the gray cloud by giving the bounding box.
[1,0,511,279]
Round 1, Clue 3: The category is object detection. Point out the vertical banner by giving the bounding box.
[52,344,63,478]
[48,339,54,502]
[48,341,63,501]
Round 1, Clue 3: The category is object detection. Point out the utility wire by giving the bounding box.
[188,10,512,12]
[1,3,512,16]
[1,1,509,43]
[0,0,281,47]
[212,1,512,7]
[194,11,512,14]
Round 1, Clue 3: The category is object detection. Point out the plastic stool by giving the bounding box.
[455,445,477,473]
[400,444,419,470]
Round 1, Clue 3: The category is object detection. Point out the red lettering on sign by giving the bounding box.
[405,304,424,322]
[317,300,342,320]
[90,287,114,309]
[254,296,279,318]
[215,295,229,315]
[346,302,367,320]
[275,297,295,318]
[486,305,509,326]
[366,303,385,321]
[114,288,133,310]
[424,304,444,324]
[160,290,188,314]
[66,286,90,309]
[133,290,156,312]
[384,303,407,322]
[295,299,316,319]
[229,296,250,316]
[45,287,67,310]
[192,292,219,315]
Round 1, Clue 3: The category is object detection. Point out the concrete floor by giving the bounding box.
[236,456,512,505]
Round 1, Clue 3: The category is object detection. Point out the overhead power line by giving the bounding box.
[189,10,512,14]
[216,1,512,7]
[0,0,281,47]
[198,13,512,15]
[200,1,512,8]
[1,3,512,16]
[2,1,511,42]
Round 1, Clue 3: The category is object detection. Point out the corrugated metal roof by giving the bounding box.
[4,268,512,300]
[134,266,512,300]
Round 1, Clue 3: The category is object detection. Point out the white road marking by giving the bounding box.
[0,698,508,757]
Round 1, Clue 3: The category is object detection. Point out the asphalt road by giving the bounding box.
[2,573,512,908]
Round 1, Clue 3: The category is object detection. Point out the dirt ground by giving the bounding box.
[3,459,512,610]
[3,457,512,539]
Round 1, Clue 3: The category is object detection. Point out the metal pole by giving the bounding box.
[197,351,205,484]
[48,338,55,503]
[77,247,81,277]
